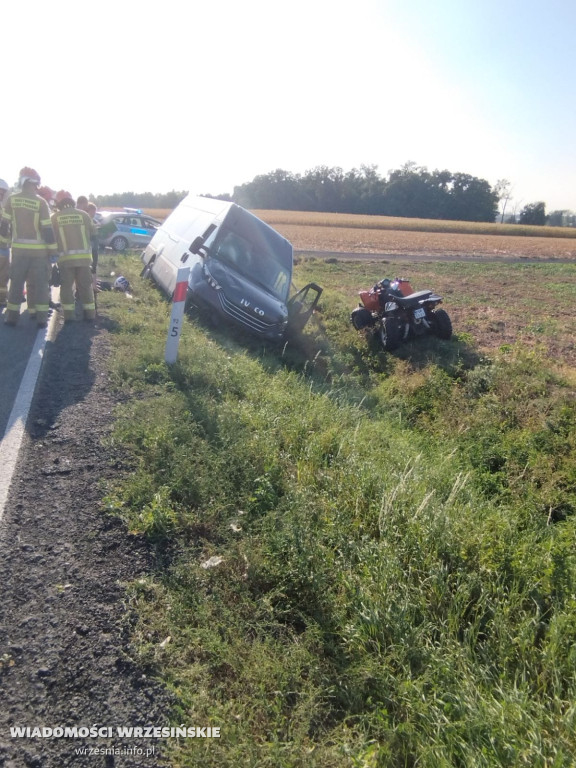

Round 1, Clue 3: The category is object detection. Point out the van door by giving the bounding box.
[286,283,323,332]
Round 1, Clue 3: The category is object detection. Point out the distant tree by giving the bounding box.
[231,162,501,221]
[519,201,547,226]
[382,165,498,221]
[547,209,574,227]
[494,179,513,223]
[233,169,307,210]
[95,190,188,209]
[344,164,387,214]
[203,192,233,202]
[382,163,437,218]
[301,166,348,212]
[447,173,499,222]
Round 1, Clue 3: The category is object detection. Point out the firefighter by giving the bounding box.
[86,201,100,274]
[0,167,56,327]
[38,185,56,210]
[76,195,89,212]
[0,178,10,308]
[51,190,96,322]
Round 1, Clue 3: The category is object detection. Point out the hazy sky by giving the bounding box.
[4,0,575,213]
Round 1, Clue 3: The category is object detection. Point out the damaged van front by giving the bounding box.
[141,195,321,341]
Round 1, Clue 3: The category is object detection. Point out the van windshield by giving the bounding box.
[211,221,292,302]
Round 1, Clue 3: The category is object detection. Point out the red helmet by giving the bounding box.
[18,167,41,186]
[38,185,55,203]
[55,189,74,206]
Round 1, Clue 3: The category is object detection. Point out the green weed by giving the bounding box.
[98,253,576,767]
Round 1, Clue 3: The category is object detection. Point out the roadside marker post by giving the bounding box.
[165,264,190,364]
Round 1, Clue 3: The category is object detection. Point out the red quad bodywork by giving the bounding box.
[359,278,414,310]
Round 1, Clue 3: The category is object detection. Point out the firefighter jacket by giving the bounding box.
[51,207,95,267]
[0,193,8,249]
[0,190,56,256]
[0,217,8,250]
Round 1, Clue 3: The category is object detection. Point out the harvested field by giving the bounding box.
[143,208,576,261]
[254,212,576,261]
[282,225,576,260]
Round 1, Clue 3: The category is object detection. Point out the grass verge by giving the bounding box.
[97,253,576,767]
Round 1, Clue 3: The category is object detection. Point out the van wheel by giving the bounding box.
[184,295,198,314]
[140,262,153,279]
[111,235,129,252]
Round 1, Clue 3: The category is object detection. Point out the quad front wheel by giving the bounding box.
[379,317,403,351]
[431,308,452,340]
[351,307,374,330]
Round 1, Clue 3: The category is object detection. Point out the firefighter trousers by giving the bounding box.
[0,248,9,305]
[60,263,96,321]
[5,250,50,325]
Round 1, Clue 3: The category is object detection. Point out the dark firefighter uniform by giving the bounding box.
[51,197,96,321]
[0,187,57,326]
[0,179,10,306]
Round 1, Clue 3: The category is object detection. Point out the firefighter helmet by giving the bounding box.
[55,189,74,206]
[38,185,55,203]
[0,178,9,191]
[114,276,131,292]
[18,167,41,187]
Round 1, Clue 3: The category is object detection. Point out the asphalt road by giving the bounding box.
[0,308,46,438]
[0,302,61,523]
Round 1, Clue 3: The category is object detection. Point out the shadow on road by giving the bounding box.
[27,320,98,440]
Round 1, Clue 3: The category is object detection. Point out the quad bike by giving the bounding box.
[350,277,452,351]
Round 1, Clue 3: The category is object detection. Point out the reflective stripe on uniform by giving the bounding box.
[11,242,49,250]
[58,253,92,264]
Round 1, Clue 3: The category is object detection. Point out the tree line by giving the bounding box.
[93,164,574,226]
[93,190,188,210]
[231,163,500,222]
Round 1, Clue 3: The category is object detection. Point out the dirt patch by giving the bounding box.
[0,319,171,768]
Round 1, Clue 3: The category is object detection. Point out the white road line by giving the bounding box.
[0,310,59,524]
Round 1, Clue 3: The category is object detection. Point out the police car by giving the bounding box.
[96,208,163,252]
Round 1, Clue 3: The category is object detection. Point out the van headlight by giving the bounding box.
[203,263,222,291]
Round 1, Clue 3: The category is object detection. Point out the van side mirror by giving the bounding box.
[190,223,217,256]
[190,235,205,254]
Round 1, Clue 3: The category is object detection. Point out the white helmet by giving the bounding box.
[114,275,131,292]
[0,178,9,192]
[18,166,41,188]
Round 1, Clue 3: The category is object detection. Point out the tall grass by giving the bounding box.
[98,254,576,767]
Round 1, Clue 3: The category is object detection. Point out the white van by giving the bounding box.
[141,195,322,341]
